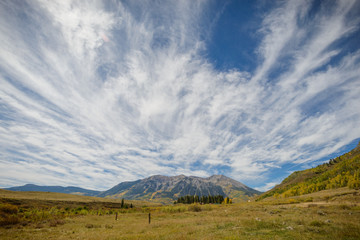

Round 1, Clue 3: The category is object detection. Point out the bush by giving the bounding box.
[85,223,101,228]
[0,204,20,227]
[160,206,186,213]
[0,204,18,214]
[309,220,325,227]
[105,224,113,229]
[188,205,202,212]
[49,219,65,227]
[0,215,20,226]
[339,204,351,210]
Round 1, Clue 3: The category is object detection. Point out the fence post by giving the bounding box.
[115,212,118,221]
[148,212,151,224]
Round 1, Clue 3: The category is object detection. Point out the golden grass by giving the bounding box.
[259,187,360,205]
[0,189,160,206]
[1,189,360,239]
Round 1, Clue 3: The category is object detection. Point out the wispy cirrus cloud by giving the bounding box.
[0,0,359,191]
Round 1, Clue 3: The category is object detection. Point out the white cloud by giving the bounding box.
[255,181,281,193]
[0,0,359,190]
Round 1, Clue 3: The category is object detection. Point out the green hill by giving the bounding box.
[257,142,360,201]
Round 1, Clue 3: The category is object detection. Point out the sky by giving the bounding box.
[1,0,360,192]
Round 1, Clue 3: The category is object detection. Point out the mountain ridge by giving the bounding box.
[98,174,260,204]
[4,174,260,204]
[4,184,101,196]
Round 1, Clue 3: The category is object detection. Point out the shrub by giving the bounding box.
[188,205,202,212]
[49,219,65,227]
[0,215,20,226]
[307,204,318,208]
[0,204,18,214]
[309,220,325,227]
[85,223,101,228]
[105,224,113,229]
[160,206,186,213]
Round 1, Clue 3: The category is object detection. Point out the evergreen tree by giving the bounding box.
[176,194,226,205]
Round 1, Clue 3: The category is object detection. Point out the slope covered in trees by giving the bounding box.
[258,142,360,201]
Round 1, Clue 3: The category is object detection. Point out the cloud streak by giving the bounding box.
[0,0,359,190]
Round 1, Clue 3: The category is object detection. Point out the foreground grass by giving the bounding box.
[1,190,360,239]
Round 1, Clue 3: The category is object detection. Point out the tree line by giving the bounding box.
[120,198,133,209]
[174,195,232,204]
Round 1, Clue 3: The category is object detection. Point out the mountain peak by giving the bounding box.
[99,174,261,204]
[5,175,261,204]
[208,174,227,179]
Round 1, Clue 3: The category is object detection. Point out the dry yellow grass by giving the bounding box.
[0,189,160,206]
[1,189,360,239]
[259,187,360,204]
[1,203,360,239]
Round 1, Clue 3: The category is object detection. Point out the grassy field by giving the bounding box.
[1,189,360,239]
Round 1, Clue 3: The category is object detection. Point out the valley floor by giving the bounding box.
[1,189,360,239]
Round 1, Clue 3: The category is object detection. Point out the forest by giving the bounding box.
[174,195,232,204]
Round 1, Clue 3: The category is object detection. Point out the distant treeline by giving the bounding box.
[120,198,133,209]
[175,195,232,204]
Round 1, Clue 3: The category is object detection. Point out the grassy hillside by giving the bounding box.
[258,142,360,201]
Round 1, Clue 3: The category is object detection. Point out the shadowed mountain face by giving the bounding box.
[4,184,101,196]
[98,175,261,203]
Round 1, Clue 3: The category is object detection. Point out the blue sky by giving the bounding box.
[1,0,360,192]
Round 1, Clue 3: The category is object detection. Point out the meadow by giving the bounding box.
[1,188,360,240]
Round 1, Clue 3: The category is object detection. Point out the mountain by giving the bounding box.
[257,142,360,201]
[99,175,261,204]
[4,184,101,196]
[3,175,260,204]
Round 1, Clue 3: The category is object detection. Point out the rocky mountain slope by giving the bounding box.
[4,175,260,204]
[99,175,260,203]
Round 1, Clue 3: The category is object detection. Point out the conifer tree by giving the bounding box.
[176,194,226,204]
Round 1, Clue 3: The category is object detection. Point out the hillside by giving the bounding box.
[4,175,260,204]
[258,142,360,201]
[99,175,260,204]
[4,184,101,196]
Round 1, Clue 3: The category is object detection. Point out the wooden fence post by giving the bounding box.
[149,213,151,224]
[115,212,118,221]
